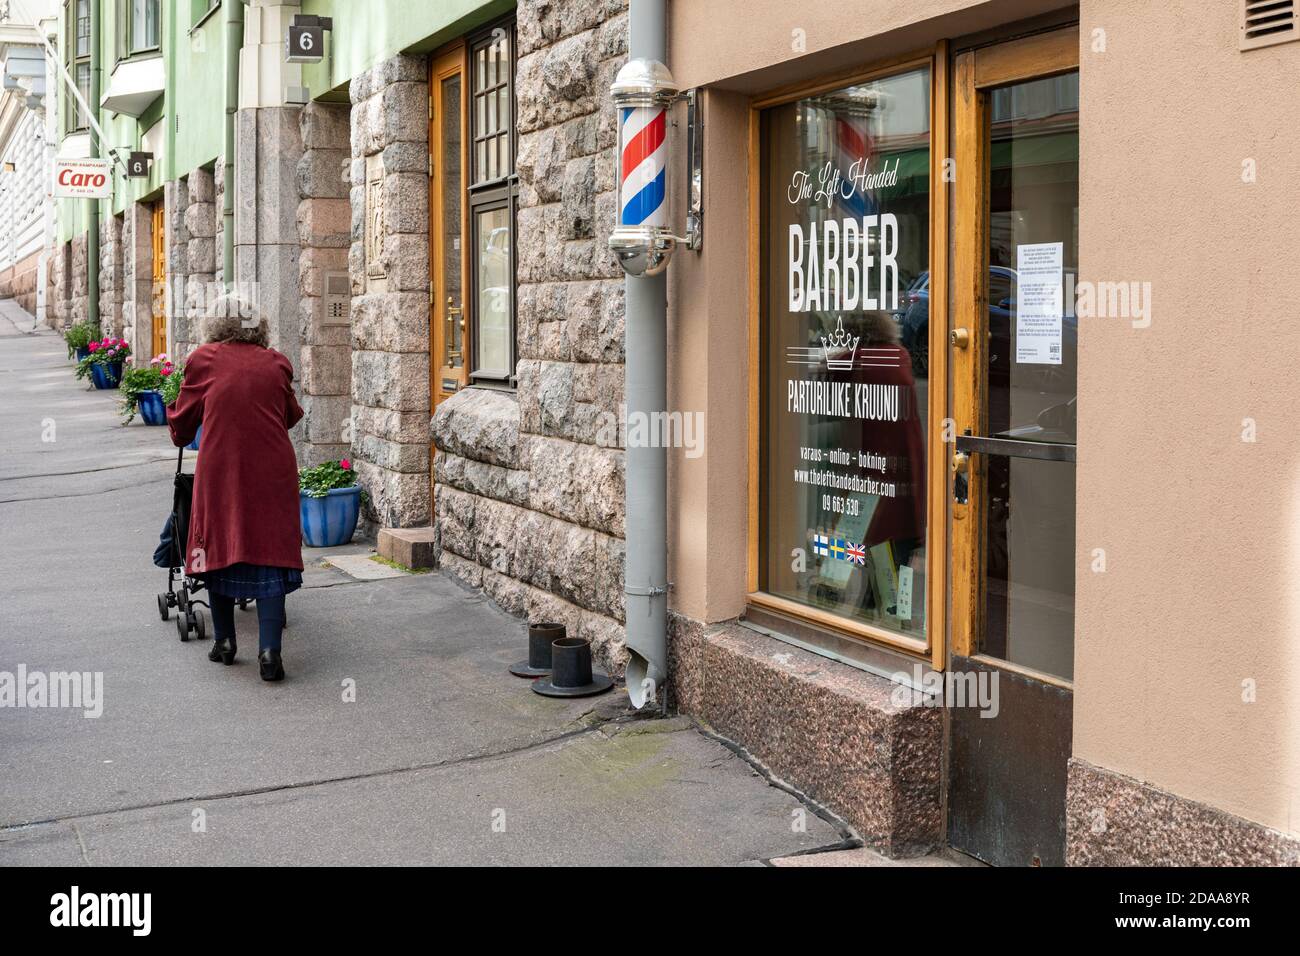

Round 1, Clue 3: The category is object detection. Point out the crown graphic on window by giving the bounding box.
[821,318,859,371]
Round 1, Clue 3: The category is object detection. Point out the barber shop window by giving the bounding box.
[468,20,517,385]
[758,64,935,648]
[119,0,161,58]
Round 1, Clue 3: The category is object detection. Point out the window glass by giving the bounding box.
[131,0,160,52]
[74,62,91,129]
[471,32,511,184]
[760,66,932,639]
[467,21,517,384]
[439,74,464,371]
[980,71,1079,679]
[475,206,512,375]
[76,0,90,57]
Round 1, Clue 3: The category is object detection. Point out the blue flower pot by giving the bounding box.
[300,486,361,548]
[74,347,90,361]
[90,361,123,389]
[138,389,166,425]
[186,424,202,451]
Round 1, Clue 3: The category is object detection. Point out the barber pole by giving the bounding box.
[619,105,667,228]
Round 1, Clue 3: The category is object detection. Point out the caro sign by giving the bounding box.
[52,158,113,199]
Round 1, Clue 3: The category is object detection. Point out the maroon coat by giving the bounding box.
[167,342,305,575]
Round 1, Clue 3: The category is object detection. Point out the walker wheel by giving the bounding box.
[157,593,170,621]
[238,598,251,611]
[193,609,208,642]
[177,587,189,612]
[177,612,190,642]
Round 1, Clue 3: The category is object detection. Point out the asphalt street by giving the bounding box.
[0,304,856,866]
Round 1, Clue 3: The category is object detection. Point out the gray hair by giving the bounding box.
[201,293,270,347]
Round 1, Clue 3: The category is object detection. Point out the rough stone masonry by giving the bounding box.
[431,0,631,673]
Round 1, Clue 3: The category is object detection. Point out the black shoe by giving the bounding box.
[259,649,285,682]
[208,637,236,665]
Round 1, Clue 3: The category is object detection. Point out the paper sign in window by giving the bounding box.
[1015,241,1063,365]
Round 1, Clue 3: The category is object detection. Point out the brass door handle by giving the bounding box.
[446,297,465,332]
[950,327,970,349]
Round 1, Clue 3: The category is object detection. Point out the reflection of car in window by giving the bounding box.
[485,225,509,261]
[899,266,1078,387]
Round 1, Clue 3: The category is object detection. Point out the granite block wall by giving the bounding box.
[348,54,432,527]
[430,0,631,672]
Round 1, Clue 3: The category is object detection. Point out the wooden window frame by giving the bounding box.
[65,0,92,134]
[466,17,518,386]
[949,26,1078,687]
[746,44,951,668]
[118,0,162,62]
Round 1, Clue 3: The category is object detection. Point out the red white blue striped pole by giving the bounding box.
[619,105,667,229]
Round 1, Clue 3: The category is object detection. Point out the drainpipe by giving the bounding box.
[620,0,670,709]
[222,0,246,288]
[87,0,100,327]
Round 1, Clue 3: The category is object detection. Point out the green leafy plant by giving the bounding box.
[74,336,133,382]
[160,359,184,405]
[63,322,98,359]
[299,458,363,499]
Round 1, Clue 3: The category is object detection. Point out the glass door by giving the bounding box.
[948,28,1078,867]
[430,47,468,411]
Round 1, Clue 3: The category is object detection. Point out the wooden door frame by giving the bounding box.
[150,201,167,359]
[744,43,951,667]
[949,27,1078,678]
[429,43,469,488]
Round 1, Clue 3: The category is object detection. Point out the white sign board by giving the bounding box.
[1015,241,1064,365]
[52,158,113,199]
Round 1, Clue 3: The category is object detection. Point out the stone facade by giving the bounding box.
[65,234,89,328]
[0,248,43,317]
[179,165,220,359]
[429,0,630,673]
[347,54,431,527]
[98,214,124,337]
[297,102,352,467]
[1066,758,1300,866]
[121,202,155,362]
[235,107,306,386]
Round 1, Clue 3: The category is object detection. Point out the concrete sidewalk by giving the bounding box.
[0,308,876,866]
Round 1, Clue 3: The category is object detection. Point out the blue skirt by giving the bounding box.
[199,563,303,600]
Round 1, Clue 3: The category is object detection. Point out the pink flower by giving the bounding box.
[89,342,100,352]
[340,458,351,470]
[160,366,172,376]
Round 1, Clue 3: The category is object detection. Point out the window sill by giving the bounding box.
[114,50,162,69]
[466,379,516,394]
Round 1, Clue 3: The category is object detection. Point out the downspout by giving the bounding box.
[622,0,669,709]
[87,0,100,327]
[222,0,246,288]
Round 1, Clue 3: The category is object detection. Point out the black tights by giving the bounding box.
[209,593,286,653]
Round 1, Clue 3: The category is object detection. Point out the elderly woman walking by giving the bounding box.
[167,297,304,681]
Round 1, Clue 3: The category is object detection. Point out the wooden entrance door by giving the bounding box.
[948,27,1079,867]
[150,202,167,359]
[429,47,468,416]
